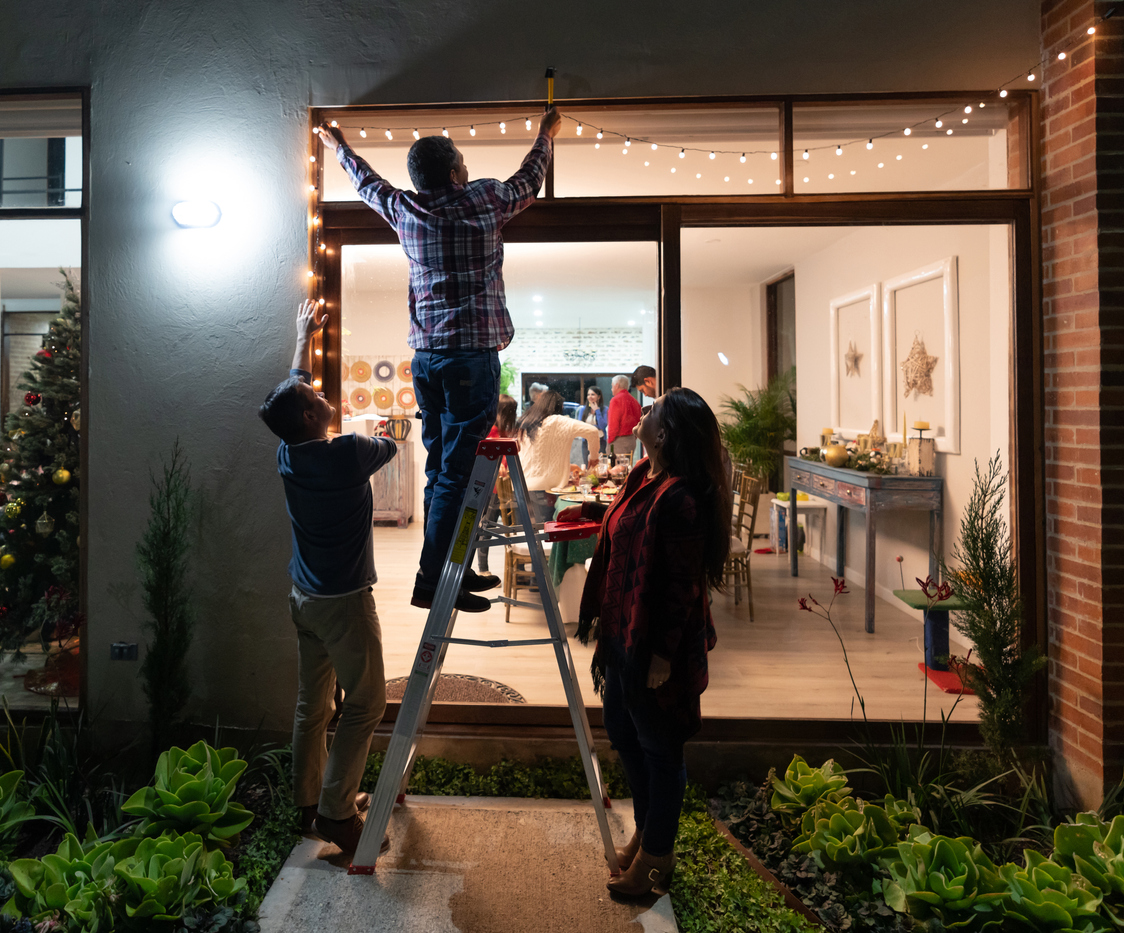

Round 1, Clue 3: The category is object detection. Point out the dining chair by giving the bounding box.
[495,476,551,622]
[724,472,765,620]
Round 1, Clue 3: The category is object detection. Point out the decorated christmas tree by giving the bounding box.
[0,271,81,654]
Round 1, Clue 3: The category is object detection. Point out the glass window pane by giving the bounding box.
[792,99,1027,192]
[0,97,83,208]
[682,224,1011,722]
[554,106,782,197]
[341,240,657,706]
[322,107,548,201]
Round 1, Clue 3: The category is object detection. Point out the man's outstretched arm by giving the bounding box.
[315,122,401,224]
[292,299,327,375]
[497,107,561,219]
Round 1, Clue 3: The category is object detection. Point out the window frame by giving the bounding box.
[310,91,1044,746]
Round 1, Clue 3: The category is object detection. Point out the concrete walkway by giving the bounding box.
[258,796,678,933]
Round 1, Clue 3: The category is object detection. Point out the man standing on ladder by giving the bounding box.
[317,107,562,612]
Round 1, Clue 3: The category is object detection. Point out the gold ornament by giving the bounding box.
[0,463,9,475]
[0,554,13,570]
[52,469,71,486]
[70,408,81,432]
[844,340,863,377]
[4,500,21,520]
[900,336,938,398]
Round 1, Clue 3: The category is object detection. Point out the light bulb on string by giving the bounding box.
[319,297,325,305]
[740,153,746,163]
[770,151,777,160]
[625,138,631,147]
[330,121,338,127]
[1088,25,1096,34]
[679,149,686,158]
[1000,89,1008,97]
[836,144,842,155]
[315,348,322,356]
[442,127,449,137]
[709,151,716,160]
[525,118,532,130]
[651,143,658,150]
[384,129,393,140]
[922,143,929,149]
[1058,51,1067,60]
[802,149,809,160]
[576,123,583,135]
[947,128,954,135]
[309,155,316,163]
[308,184,316,192]
[903,127,911,136]
[935,119,943,128]
[964,106,972,113]
[469,125,476,136]
[979,102,986,108]
[595,129,603,139]
[499,122,506,134]
[412,129,420,139]
[866,139,873,149]
[1027,73,1036,81]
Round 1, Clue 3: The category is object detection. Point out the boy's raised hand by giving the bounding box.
[296,299,327,341]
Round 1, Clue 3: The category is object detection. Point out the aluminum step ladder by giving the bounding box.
[349,437,618,873]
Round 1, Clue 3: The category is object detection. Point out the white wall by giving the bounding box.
[0,0,1040,730]
[681,284,763,417]
[791,225,1011,618]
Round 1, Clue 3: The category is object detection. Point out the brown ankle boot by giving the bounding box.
[609,829,642,871]
[606,845,676,897]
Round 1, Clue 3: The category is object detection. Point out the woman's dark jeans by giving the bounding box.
[601,664,687,857]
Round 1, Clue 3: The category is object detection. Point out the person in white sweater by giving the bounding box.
[516,390,602,521]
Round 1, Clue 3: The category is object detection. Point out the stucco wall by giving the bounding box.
[0,0,1040,729]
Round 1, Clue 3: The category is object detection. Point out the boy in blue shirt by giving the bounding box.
[259,300,397,856]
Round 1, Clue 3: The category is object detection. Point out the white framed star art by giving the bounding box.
[882,257,961,454]
[829,283,881,440]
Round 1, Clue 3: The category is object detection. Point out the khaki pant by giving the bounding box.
[289,585,387,819]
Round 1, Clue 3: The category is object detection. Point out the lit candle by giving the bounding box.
[903,412,907,442]
[913,421,930,430]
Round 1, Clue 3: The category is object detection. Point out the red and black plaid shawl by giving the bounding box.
[577,460,717,738]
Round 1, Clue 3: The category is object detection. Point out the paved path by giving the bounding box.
[258,796,678,933]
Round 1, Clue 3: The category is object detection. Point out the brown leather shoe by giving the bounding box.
[609,829,642,872]
[313,814,391,857]
[301,792,371,836]
[606,846,676,898]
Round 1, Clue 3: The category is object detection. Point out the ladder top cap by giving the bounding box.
[478,438,520,457]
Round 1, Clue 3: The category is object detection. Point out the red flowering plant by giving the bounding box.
[798,577,869,725]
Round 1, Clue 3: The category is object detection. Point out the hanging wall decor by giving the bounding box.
[882,256,960,454]
[829,283,881,440]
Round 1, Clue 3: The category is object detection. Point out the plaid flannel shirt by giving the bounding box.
[335,134,552,351]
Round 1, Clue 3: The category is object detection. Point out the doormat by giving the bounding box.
[918,663,975,696]
[385,674,526,704]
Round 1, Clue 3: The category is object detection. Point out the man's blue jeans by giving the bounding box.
[601,664,687,857]
[411,349,500,586]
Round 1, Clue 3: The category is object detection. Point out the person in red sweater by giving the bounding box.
[559,387,731,897]
[607,374,642,457]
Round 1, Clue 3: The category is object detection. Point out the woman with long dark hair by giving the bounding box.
[516,389,601,522]
[577,385,609,460]
[563,387,731,897]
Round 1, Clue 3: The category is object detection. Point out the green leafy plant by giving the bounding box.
[3,830,139,932]
[998,849,1109,932]
[943,452,1045,761]
[1051,812,1124,922]
[114,831,246,927]
[137,439,194,758]
[794,797,900,877]
[719,366,796,483]
[881,827,1007,930]
[769,755,851,827]
[0,771,35,859]
[499,359,518,397]
[121,741,253,848]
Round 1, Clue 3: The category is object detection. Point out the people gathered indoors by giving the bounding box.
[515,389,602,522]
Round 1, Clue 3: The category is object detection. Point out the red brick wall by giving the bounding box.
[1042,0,1122,806]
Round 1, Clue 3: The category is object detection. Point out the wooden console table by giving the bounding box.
[786,457,942,634]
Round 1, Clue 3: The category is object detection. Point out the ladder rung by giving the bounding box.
[492,596,548,610]
[434,636,558,648]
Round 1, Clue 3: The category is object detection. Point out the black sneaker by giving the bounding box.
[463,568,501,592]
[411,584,491,613]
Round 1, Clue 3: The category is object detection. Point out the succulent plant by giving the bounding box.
[793,798,900,874]
[114,831,246,926]
[1051,811,1124,915]
[0,771,36,860]
[769,755,851,825]
[998,849,1110,932]
[2,831,139,932]
[121,740,253,847]
[881,826,1007,929]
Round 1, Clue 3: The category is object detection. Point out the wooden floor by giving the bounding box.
[373,524,979,723]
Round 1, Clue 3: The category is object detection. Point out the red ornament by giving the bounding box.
[24,393,41,406]
[36,349,52,359]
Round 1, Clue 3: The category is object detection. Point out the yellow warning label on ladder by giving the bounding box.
[450,507,478,564]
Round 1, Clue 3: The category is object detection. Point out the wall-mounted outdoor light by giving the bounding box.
[171,199,222,228]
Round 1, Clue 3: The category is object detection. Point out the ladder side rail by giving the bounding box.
[503,455,620,874]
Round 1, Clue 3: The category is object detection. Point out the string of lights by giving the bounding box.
[318,8,1112,164]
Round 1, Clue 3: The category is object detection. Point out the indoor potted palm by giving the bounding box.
[719,367,797,490]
